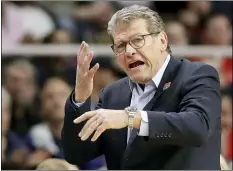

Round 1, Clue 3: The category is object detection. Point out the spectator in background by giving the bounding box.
[2,87,29,170]
[37,1,78,37]
[35,28,75,87]
[73,2,114,27]
[187,1,232,22]
[50,29,72,43]
[221,85,232,131]
[178,9,199,43]
[15,1,57,43]
[201,58,228,88]
[178,1,212,45]
[165,20,188,45]
[212,1,233,22]
[177,1,232,45]
[27,77,106,169]
[27,77,72,168]
[72,1,115,43]
[90,56,126,109]
[201,14,232,45]
[186,1,212,17]
[2,2,26,46]
[3,59,42,139]
[2,1,59,45]
[43,28,72,44]
[220,84,232,168]
[178,9,199,29]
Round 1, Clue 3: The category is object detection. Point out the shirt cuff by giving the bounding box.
[72,91,85,107]
[138,111,149,136]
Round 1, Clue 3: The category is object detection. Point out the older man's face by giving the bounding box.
[113,19,167,84]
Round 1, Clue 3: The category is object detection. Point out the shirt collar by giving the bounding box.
[151,54,171,88]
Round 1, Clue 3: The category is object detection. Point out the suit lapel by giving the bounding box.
[127,56,182,147]
[143,56,181,111]
[116,78,132,148]
[116,78,132,110]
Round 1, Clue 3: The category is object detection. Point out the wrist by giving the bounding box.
[124,107,141,129]
[74,90,87,103]
[133,111,141,129]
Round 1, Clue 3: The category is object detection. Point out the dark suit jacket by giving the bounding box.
[62,56,221,170]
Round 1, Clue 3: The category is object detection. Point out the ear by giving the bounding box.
[159,31,168,52]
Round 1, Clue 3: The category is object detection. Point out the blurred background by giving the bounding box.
[1,1,232,170]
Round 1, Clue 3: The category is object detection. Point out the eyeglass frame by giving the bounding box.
[111,32,161,55]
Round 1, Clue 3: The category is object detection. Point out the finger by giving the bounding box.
[88,63,99,78]
[77,42,85,65]
[73,110,97,124]
[80,117,103,141]
[91,123,106,142]
[82,51,94,72]
[75,43,85,83]
[77,41,84,59]
[78,42,88,65]
[78,113,100,137]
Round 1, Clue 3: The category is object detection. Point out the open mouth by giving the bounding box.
[129,61,145,69]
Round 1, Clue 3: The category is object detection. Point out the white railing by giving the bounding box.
[2,44,232,59]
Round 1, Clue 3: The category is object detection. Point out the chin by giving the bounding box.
[129,74,150,84]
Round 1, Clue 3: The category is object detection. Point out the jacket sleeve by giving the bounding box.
[146,64,221,147]
[61,90,104,165]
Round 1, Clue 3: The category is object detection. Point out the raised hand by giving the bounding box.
[75,41,99,102]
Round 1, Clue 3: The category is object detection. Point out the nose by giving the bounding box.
[125,43,136,57]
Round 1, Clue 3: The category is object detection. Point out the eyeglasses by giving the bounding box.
[111,32,160,55]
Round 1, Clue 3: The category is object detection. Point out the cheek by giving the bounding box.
[43,101,53,110]
[116,55,126,69]
[139,46,157,65]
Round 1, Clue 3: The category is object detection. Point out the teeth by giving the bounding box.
[129,61,144,69]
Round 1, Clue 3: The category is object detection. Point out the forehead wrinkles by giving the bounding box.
[114,22,131,42]
[115,22,129,35]
[114,19,148,43]
[115,30,135,44]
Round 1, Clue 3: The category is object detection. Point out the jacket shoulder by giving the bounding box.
[179,58,219,76]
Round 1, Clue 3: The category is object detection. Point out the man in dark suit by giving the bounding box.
[62,5,221,169]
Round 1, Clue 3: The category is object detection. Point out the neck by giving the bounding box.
[147,53,168,83]
[48,121,63,139]
[158,52,168,69]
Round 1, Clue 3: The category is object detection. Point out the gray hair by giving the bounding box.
[2,87,11,107]
[107,5,171,53]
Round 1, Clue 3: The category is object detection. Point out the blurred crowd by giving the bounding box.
[2,1,232,45]
[1,1,232,170]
